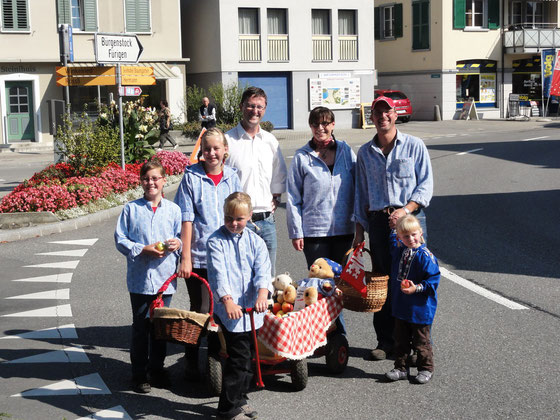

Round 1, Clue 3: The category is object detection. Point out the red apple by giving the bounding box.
[272,302,282,315]
[282,302,294,313]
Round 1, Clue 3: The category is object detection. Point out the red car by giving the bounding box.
[374,89,412,122]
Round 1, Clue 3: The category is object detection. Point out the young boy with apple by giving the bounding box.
[385,214,440,385]
[114,160,182,394]
[206,192,272,420]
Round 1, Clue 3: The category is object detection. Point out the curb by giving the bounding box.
[0,182,181,243]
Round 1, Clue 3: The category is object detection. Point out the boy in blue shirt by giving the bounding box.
[115,160,182,393]
[207,192,272,420]
[385,214,440,385]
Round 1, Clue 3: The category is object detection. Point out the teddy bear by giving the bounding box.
[272,272,295,304]
[293,258,341,310]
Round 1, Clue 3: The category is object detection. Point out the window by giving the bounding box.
[267,9,288,62]
[339,10,357,61]
[510,1,522,25]
[312,9,332,61]
[466,0,484,27]
[125,0,151,33]
[454,0,499,29]
[312,9,330,35]
[412,0,430,50]
[57,0,97,31]
[374,4,403,40]
[239,8,260,62]
[526,1,543,26]
[1,0,29,31]
[456,60,497,107]
[338,10,356,35]
[267,8,286,35]
[239,8,259,34]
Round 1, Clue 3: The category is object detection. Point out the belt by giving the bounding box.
[371,206,420,216]
[251,211,271,222]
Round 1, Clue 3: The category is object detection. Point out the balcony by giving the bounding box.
[268,35,289,62]
[339,35,358,61]
[312,35,332,61]
[504,23,560,54]
[239,34,261,62]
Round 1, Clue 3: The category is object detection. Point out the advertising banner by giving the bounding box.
[550,50,560,96]
[541,49,556,97]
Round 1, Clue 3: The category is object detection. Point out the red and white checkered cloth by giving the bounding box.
[258,295,343,360]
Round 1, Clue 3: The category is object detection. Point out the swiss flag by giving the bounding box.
[340,242,368,297]
[550,51,560,96]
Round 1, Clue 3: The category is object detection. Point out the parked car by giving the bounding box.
[374,89,412,122]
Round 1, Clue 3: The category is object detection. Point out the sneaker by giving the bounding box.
[385,368,408,381]
[415,370,433,384]
[132,378,151,394]
[149,369,171,388]
[173,144,179,150]
[240,404,258,418]
[370,347,391,360]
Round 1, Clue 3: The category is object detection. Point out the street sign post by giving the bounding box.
[118,86,142,97]
[94,33,143,64]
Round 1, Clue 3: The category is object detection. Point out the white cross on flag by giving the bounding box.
[340,241,368,297]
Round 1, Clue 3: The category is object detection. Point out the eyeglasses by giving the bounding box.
[310,121,333,128]
[244,104,266,111]
[372,109,395,117]
[141,176,164,183]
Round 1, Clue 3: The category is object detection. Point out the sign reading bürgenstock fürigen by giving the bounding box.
[94,33,144,64]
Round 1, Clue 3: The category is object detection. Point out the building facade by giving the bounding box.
[181,0,376,130]
[374,0,560,120]
[0,0,186,147]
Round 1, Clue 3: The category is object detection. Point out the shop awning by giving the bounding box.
[67,62,179,79]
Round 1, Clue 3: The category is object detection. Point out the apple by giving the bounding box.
[401,279,411,289]
[276,310,285,318]
[272,302,282,315]
[282,302,294,313]
[155,241,165,251]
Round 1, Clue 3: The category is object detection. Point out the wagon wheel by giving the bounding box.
[290,359,308,391]
[206,353,222,396]
[325,333,349,374]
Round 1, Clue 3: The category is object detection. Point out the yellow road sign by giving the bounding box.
[56,75,117,86]
[56,66,116,77]
[121,66,154,76]
[122,75,156,85]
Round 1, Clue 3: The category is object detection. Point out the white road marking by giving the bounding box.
[440,267,527,310]
[4,345,90,364]
[522,136,549,142]
[49,238,98,246]
[76,406,133,420]
[456,148,483,156]
[36,249,88,257]
[24,260,80,269]
[11,373,110,397]
[0,324,77,339]
[12,273,73,283]
[5,288,69,300]
[1,304,72,317]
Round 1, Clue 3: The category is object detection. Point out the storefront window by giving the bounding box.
[456,60,497,108]
[512,56,542,101]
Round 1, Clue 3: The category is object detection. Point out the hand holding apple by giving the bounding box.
[400,279,416,295]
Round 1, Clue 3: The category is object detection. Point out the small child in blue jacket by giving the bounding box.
[385,214,440,385]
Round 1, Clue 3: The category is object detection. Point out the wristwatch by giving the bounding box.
[403,207,411,214]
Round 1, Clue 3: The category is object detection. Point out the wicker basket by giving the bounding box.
[151,272,213,346]
[336,247,389,312]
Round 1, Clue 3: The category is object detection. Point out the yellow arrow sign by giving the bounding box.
[122,75,156,85]
[56,66,116,77]
[121,66,154,76]
[56,75,117,86]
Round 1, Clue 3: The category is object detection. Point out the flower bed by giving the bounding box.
[0,151,190,217]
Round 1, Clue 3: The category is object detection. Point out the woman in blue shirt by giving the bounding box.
[286,107,356,268]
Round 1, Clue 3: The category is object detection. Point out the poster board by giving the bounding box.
[309,78,361,109]
[459,97,478,120]
[360,103,375,129]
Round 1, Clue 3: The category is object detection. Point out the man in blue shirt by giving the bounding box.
[353,96,433,361]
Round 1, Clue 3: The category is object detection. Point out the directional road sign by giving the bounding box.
[122,75,156,85]
[56,66,115,77]
[121,66,153,76]
[94,33,143,64]
[56,75,116,87]
[118,86,142,97]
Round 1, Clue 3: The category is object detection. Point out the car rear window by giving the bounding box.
[384,91,408,100]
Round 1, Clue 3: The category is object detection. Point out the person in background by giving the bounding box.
[225,86,287,275]
[353,95,433,361]
[286,106,356,268]
[199,97,217,130]
[158,100,177,150]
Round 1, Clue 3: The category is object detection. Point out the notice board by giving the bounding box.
[459,97,478,120]
[361,103,375,129]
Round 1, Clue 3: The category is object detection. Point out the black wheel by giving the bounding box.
[206,354,222,396]
[401,115,410,123]
[290,359,308,391]
[325,333,349,374]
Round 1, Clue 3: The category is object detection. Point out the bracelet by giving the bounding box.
[221,295,233,303]
[415,284,424,293]
[403,207,411,215]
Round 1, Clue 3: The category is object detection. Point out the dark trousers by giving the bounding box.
[393,318,434,372]
[303,234,354,269]
[218,324,254,417]
[184,267,210,365]
[159,130,176,148]
[129,293,172,380]
[367,209,428,350]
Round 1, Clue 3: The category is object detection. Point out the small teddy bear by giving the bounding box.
[272,272,295,304]
[294,258,341,310]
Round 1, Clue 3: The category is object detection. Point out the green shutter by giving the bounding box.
[2,0,29,30]
[125,0,136,32]
[453,0,466,29]
[83,0,97,32]
[412,1,429,50]
[487,0,499,29]
[374,6,380,40]
[125,0,150,32]
[394,3,403,38]
[57,0,70,25]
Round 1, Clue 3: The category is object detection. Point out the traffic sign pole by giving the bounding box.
[117,64,125,170]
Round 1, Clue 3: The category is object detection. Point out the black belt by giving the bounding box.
[370,206,420,216]
[252,211,271,222]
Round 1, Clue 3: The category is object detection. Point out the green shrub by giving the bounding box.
[209,82,245,125]
[260,121,274,132]
[185,85,207,123]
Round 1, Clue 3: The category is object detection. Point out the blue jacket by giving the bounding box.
[114,197,182,294]
[286,139,356,238]
[389,231,439,325]
[174,163,242,268]
[207,226,273,333]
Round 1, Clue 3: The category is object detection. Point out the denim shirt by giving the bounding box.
[207,226,273,333]
[286,139,356,239]
[353,130,433,231]
[174,163,242,268]
[115,197,182,295]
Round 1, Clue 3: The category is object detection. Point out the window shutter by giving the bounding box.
[394,3,403,38]
[57,0,70,25]
[487,0,499,29]
[83,0,97,32]
[125,0,150,32]
[2,0,29,30]
[374,6,380,40]
[453,0,466,29]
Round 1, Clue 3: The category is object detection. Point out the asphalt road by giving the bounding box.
[1,120,559,419]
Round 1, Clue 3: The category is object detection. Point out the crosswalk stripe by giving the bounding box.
[36,249,89,257]
[3,345,90,364]
[23,261,80,269]
[6,288,69,300]
[11,373,110,397]
[75,406,133,420]
[0,324,77,339]
[1,304,72,317]
[12,273,73,283]
[48,239,99,246]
